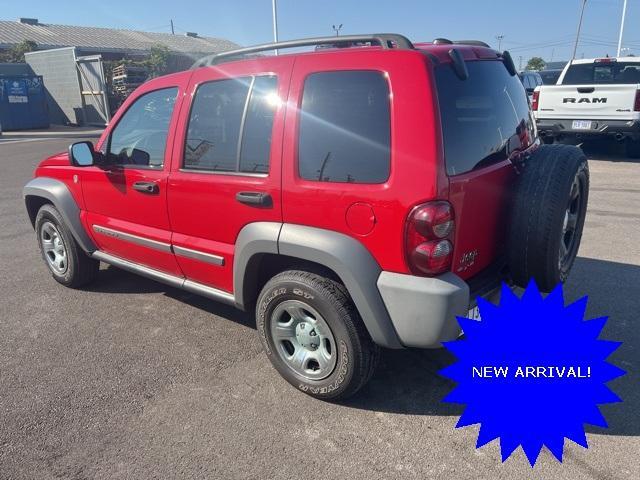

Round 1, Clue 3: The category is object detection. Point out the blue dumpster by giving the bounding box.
[0,75,49,130]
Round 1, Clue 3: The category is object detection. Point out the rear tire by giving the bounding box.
[35,204,99,288]
[626,139,640,159]
[256,270,379,400]
[507,145,589,292]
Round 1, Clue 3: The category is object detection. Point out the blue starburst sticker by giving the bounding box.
[440,281,625,467]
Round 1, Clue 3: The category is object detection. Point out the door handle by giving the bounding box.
[132,181,159,194]
[236,191,272,207]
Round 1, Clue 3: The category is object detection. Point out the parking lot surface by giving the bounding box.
[1,136,638,479]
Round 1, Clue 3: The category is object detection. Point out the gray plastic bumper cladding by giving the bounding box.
[377,271,470,348]
[234,223,472,349]
[23,177,97,253]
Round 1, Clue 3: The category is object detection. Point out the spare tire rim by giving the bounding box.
[559,175,583,270]
[270,300,337,381]
[40,221,68,274]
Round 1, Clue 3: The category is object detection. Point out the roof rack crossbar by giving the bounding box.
[192,33,414,68]
[432,38,492,48]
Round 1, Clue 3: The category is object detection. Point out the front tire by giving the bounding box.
[35,204,99,288]
[256,270,379,400]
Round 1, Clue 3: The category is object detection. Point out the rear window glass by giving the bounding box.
[435,60,535,176]
[539,70,562,85]
[561,62,640,85]
[298,71,391,183]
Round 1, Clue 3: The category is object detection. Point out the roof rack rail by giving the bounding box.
[191,33,414,68]
[432,38,492,48]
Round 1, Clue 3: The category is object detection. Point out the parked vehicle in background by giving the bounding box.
[23,34,589,400]
[533,57,640,156]
[539,68,563,85]
[518,70,543,99]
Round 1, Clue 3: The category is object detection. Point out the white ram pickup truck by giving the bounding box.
[533,57,640,157]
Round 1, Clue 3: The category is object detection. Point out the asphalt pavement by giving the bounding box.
[0,135,638,479]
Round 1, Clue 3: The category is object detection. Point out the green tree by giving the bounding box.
[525,57,546,71]
[145,45,171,78]
[0,40,38,63]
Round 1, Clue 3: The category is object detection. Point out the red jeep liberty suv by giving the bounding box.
[24,34,589,399]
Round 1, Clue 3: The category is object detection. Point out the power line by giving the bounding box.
[572,0,588,61]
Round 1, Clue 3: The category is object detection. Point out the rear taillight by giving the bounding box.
[635,90,640,112]
[405,201,454,276]
[531,90,540,111]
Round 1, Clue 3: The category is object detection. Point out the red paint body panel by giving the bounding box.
[282,50,444,274]
[82,71,191,275]
[166,57,294,292]
[448,161,516,279]
[35,153,85,210]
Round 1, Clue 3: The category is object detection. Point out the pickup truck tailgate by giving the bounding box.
[537,84,639,120]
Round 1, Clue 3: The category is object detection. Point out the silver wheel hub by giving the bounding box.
[40,221,68,274]
[270,300,337,381]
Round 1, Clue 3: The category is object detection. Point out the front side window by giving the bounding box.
[108,87,178,168]
[298,71,391,184]
[184,75,278,174]
[435,60,535,176]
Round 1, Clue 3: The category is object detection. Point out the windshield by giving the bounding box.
[561,62,640,85]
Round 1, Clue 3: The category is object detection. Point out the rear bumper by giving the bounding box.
[377,271,501,348]
[536,118,640,139]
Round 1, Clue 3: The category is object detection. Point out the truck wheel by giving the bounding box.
[508,145,589,292]
[35,204,99,288]
[256,270,379,400]
[626,139,640,159]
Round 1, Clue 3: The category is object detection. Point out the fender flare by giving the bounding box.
[23,177,96,253]
[234,222,402,349]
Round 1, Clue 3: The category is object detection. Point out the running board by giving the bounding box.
[91,250,236,306]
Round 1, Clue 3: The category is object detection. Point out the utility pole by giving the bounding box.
[170,19,174,35]
[332,24,343,37]
[495,34,504,51]
[617,0,628,57]
[272,0,279,55]
[572,0,587,61]
[518,55,523,71]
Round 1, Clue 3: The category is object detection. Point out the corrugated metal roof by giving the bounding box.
[0,20,239,55]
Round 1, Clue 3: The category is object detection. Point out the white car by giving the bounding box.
[533,57,640,157]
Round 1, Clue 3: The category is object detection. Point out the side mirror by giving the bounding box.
[69,141,96,167]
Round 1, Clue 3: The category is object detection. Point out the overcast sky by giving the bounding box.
[3,0,638,62]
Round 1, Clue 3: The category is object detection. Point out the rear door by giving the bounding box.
[166,57,293,293]
[434,59,536,279]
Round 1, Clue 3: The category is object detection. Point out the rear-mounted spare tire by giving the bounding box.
[507,144,589,292]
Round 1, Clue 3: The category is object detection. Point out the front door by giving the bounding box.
[82,79,187,275]
[167,57,293,293]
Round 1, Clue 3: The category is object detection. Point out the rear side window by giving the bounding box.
[239,76,278,173]
[184,75,277,173]
[298,71,391,183]
[435,61,534,176]
[562,62,640,85]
